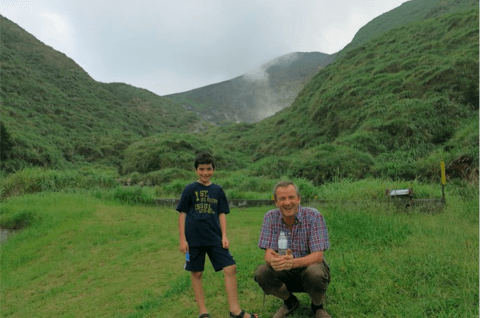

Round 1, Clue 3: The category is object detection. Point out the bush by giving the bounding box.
[292,178,318,202]
[0,167,118,199]
[121,133,210,174]
[144,168,193,186]
[162,179,190,197]
[112,186,155,206]
[291,145,375,185]
[249,156,295,178]
[0,121,13,161]
[0,208,39,229]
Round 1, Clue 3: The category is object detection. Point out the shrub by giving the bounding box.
[292,178,318,202]
[162,179,190,197]
[0,208,39,229]
[0,167,118,199]
[291,145,375,185]
[121,133,210,174]
[112,186,154,206]
[249,156,295,178]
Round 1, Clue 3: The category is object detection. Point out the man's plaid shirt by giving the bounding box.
[258,205,330,259]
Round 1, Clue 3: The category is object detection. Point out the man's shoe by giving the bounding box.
[272,298,299,318]
[315,308,331,318]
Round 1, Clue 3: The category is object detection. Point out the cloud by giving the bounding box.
[38,12,76,57]
[1,0,411,95]
[0,1,37,12]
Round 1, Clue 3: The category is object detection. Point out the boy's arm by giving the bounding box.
[178,212,188,254]
[219,213,229,249]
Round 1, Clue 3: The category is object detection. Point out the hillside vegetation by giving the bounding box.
[165,52,335,123]
[121,7,478,185]
[338,0,479,58]
[190,8,478,184]
[0,0,478,193]
[0,16,201,172]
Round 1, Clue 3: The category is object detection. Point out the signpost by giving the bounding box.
[441,161,446,202]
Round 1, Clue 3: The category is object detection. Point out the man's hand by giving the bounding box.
[179,239,189,254]
[270,249,294,271]
[222,236,230,249]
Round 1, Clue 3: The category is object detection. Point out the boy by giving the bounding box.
[177,153,259,318]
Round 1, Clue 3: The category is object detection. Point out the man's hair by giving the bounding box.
[273,180,300,201]
[194,153,216,170]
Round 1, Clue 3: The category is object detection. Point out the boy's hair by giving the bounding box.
[273,180,301,201]
[194,153,216,170]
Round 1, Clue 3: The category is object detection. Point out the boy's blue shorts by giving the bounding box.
[185,245,236,272]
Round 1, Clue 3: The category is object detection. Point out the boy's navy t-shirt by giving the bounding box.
[176,182,230,247]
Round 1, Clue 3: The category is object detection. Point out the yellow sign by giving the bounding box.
[441,161,446,185]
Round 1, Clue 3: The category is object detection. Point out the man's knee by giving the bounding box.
[254,264,270,284]
[303,263,330,293]
[254,264,283,295]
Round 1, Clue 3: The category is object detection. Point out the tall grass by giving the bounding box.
[1,179,477,317]
[0,167,119,199]
[0,167,458,204]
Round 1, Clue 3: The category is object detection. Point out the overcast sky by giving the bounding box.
[1,0,409,96]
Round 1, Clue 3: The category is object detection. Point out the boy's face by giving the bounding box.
[195,163,214,185]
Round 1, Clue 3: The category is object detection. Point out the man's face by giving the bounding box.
[195,163,214,185]
[274,185,301,219]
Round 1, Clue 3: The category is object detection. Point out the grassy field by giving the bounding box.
[0,179,478,318]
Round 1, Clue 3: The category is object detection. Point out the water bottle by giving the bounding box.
[278,231,288,256]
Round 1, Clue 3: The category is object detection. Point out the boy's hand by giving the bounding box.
[179,240,189,254]
[222,236,229,249]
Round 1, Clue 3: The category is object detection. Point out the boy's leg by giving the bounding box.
[208,246,255,317]
[191,271,208,315]
[223,264,242,315]
[223,265,259,318]
[186,247,208,316]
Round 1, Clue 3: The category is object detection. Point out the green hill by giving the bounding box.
[224,8,479,182]
[147,6,477,184]
[338,0,479,58]
[1,0,478,187]
[0,16,201,172]
[165,52,335,124]
[165,0,478,126]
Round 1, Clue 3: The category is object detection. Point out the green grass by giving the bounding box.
[1,178,477,317]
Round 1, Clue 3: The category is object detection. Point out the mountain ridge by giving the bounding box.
[165,51,336,123]
[1,0,478,184]
[0,15,202,171]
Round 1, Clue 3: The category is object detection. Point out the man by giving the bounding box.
[254,181,331,318]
